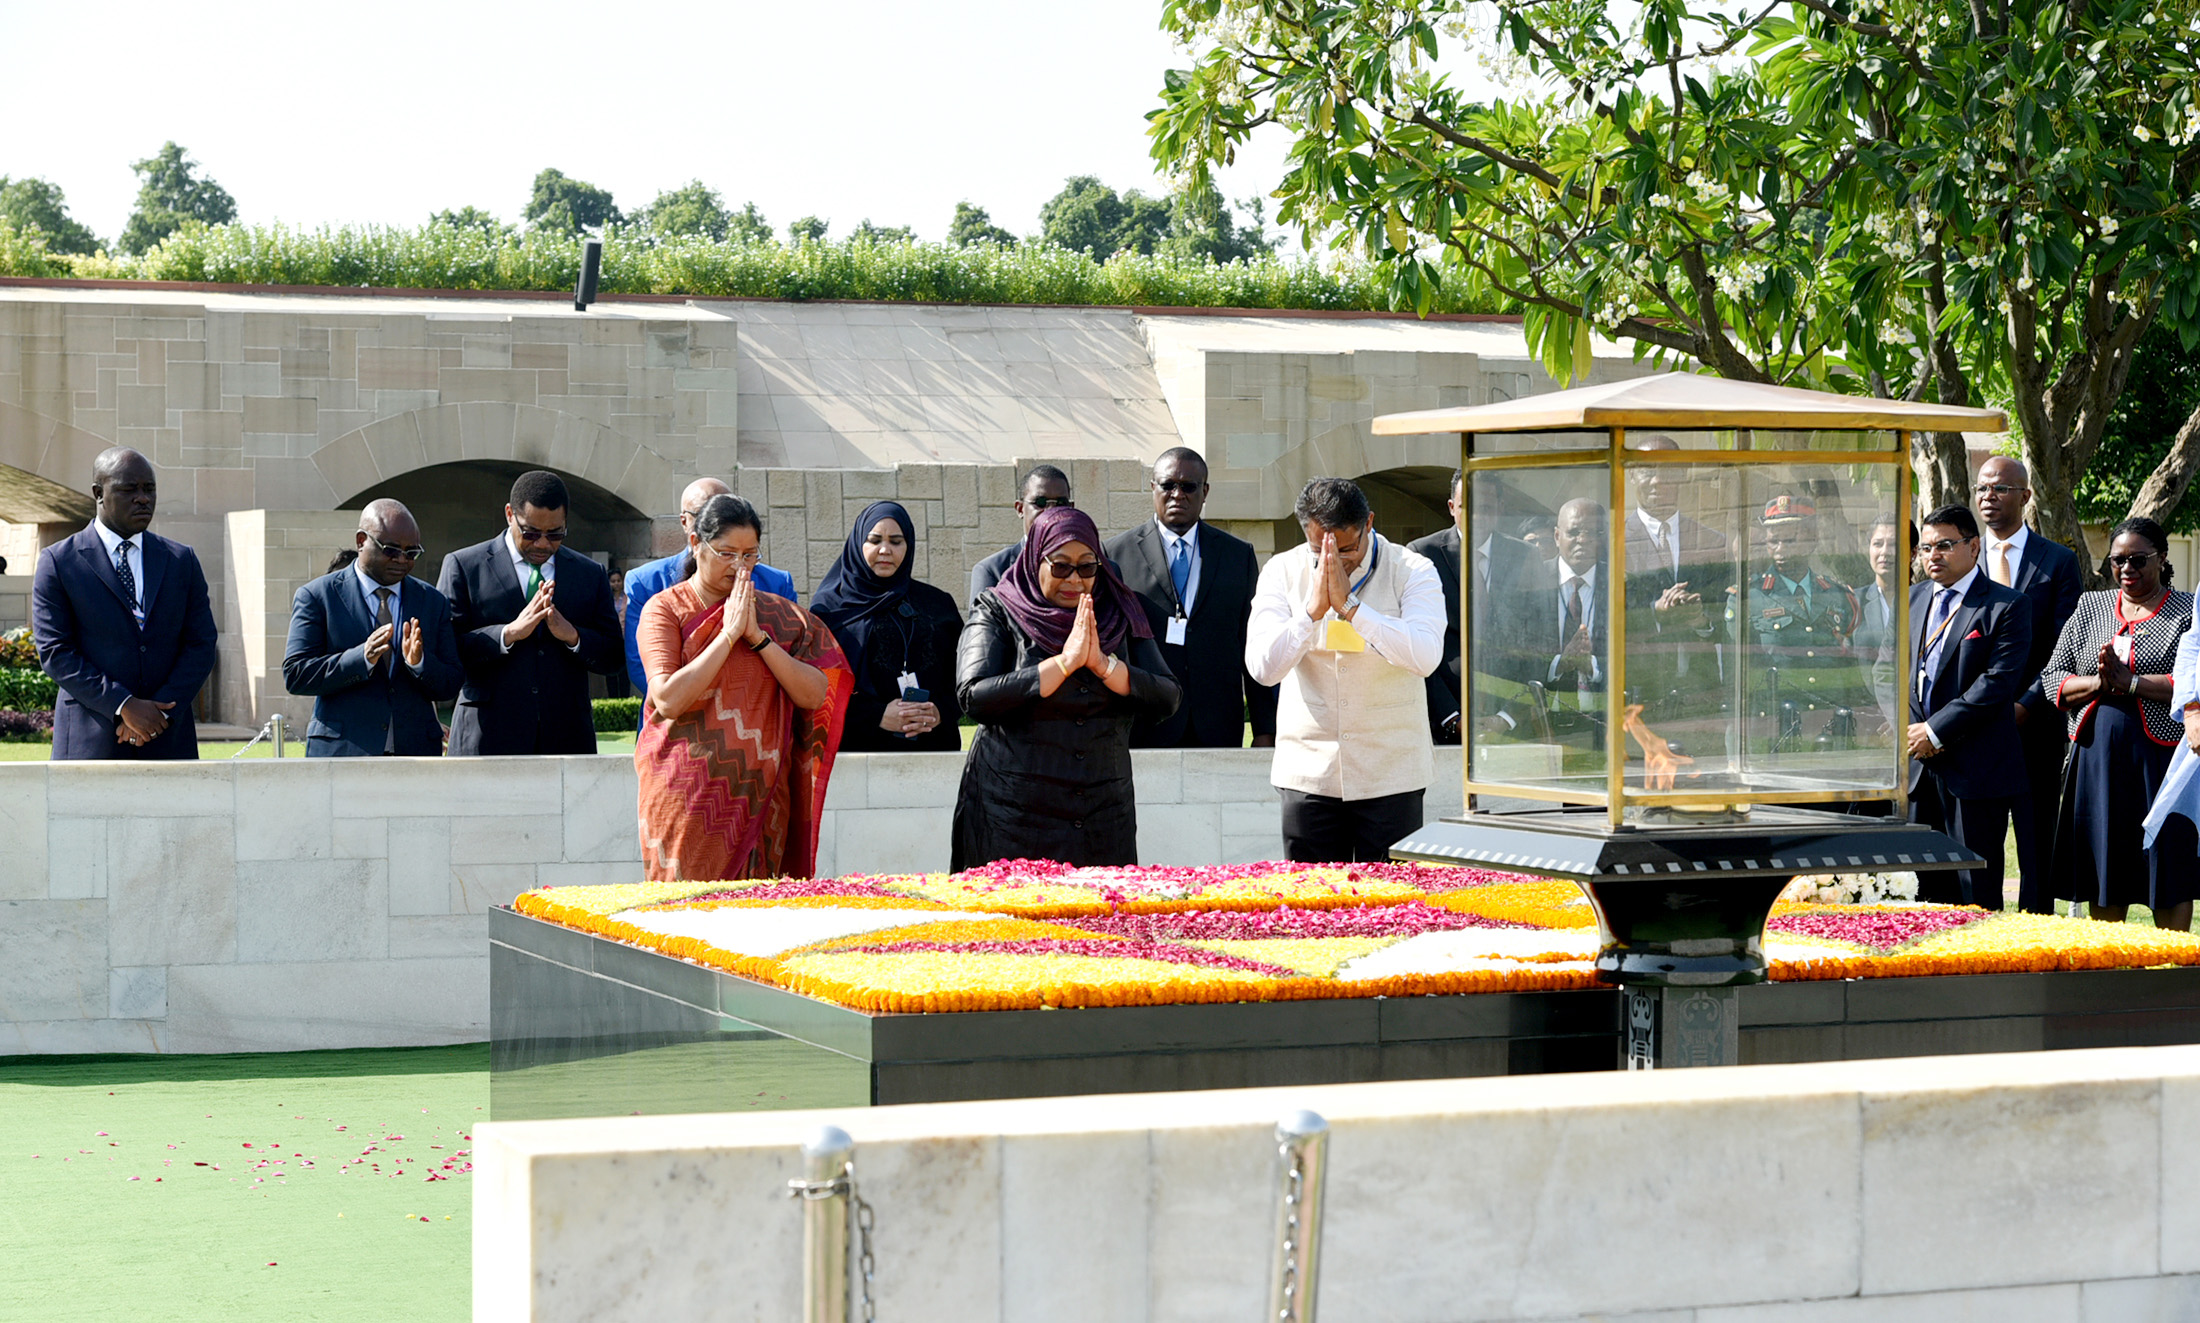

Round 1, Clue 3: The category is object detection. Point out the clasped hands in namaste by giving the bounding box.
[1301,532,1359,622]
[1049,592,1130,694]
[502,577,581,649]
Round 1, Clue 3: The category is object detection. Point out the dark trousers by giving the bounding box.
[1280,788,1426,864]
[2011,721,2066,913]
[1910,770,2019,910]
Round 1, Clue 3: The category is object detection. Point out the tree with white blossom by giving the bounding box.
[1149,0,2200,548]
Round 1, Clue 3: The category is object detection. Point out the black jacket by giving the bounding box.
[818,578,965,754]
[283,570,462,756]
[951,593,1181,869]
[1909,574,2032,798]
[32,526,218,760]
[2007,533,2085,715]
[1104,520,1276,748]
[438,536,622,756]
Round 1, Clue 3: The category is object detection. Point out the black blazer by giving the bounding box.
[283,569,463,756]
[1105,520,1277,747]
[1495,564,1611,693]
[2006,533,2085,714]
[1909,574,2032,798]
[968,543,1018,608]
[32,526,217,760]
[1406,526,1465,739]
[438,536,622,756]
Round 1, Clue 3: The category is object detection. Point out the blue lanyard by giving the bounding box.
[1348,536,1380,598]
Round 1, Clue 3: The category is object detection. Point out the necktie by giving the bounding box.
[1563,578,1583,636]
[113,541,141,626]
[1919,587,1957,698]
[1649,521,1671,577]
[374,587,394,672]
[1169,537,1191,607]
[1992,542,2013,586]
[525,564,544,601]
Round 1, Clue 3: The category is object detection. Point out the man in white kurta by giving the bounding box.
[1247,478,1446,861]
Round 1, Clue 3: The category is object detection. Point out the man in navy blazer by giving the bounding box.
[1907,504,2033,910]
[1105,448,1277,748]
[283,500,462,756]
[439,471,623,756]
[1975,457,2085,912]
[622,476,797,704]
[968,465,1072,606]
[32,448,217,760]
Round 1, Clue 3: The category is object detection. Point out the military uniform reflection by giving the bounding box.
[1733,494,1866,752]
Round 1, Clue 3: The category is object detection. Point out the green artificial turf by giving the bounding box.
[0,1045,486,1323]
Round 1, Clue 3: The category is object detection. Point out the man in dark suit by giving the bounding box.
[31,447,217,760]
[1621,436,1729,740]
[1907,504,2032,910]
[283,499,463,756]
[439,470,623,755]
[1494,498,1609,757]
[1106,447,1277,748]
[968,464,1072,606]
[1976,456,2085,913]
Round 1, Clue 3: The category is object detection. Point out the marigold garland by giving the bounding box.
[513,861,2200,1015]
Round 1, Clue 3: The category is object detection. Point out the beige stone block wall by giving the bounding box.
[222,508,358,729]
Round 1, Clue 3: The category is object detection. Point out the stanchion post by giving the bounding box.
[789,1126,853,1323]
[1267,1110,1329,1323]
[270,712,286,757]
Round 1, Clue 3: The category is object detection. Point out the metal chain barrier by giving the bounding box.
[852,1188,878,1323]
[1267,1110,1329,1323]
[786,1126,877,1323]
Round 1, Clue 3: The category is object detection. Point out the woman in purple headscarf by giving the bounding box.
[952,506,1181,868]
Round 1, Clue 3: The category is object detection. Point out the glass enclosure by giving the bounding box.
[1462,427,1911,819]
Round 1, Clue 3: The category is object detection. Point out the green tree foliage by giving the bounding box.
[851,219,915,245]
[523,168,621,235]
[1161,185,1273,265]
[426,206,511,240]
[948,202,1017,246]
[635,181,730,241]
[1150,1,2200,550]
[1040,176,1173,258]
[787,215,829,243]
[0,177,99,255]
[118,143,236,255]
[727,202,772,244]
[2088,326,2200,532]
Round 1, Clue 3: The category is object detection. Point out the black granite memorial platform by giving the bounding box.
[490,905,2200,1121]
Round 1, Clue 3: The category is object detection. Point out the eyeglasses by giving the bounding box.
[2108,553,2159,570]
[515,523,567,543]
[703,543,761,566]
[1920,537,1975,554]
[1027,496,1076,511]
[1974,483,2028,497]
[366,535,425,560]
[1152,480,1204,496]
[1044,559,1102,579]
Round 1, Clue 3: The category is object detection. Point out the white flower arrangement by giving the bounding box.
[1779,872,1921,905]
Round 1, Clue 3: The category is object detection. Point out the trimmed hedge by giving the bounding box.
[0,219,1505,315]
[592,697,642,733]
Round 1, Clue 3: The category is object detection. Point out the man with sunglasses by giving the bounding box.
[282,499,462,756]
[622,477,798,709]
[439,470,623,756]
[969,464,1072,607]
[1975,455,2085,913]
[1106,448,1277,749]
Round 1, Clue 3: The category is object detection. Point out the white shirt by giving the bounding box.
[90,517,144,619]
[1154,518,1203,617]
[1246,533,1445,686]
[1919,565,1981,749]
[1553,562,1601,685]
[1982,523,2029,587]
[1635,509,1681,577]
[355,562,405,674]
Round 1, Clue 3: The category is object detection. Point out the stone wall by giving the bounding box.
[476,1044,2200,1322]
[0,748,1454,1054]
[0,572,27,633]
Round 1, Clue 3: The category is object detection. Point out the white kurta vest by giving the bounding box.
[1268,539,1437,801]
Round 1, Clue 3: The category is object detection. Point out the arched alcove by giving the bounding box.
[334,460,654,593]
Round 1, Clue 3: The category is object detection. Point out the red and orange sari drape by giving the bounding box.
[635,581,851,881]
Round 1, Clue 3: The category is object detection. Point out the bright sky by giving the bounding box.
[0,0,1311,246]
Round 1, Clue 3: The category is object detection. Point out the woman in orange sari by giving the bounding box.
[636,494,850,880]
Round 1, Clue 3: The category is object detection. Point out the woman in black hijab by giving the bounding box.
[811,500,965,753]
[952,506,1180,868]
